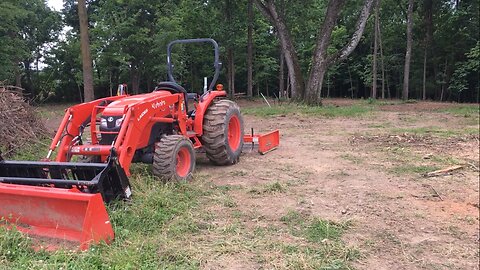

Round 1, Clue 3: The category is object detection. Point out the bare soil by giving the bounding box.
[42,99,479,269]
[200,100,479,269]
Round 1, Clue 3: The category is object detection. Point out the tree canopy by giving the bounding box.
[0,0,478,103]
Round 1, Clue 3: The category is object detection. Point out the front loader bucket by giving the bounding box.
[0,152,131,250]
[0,153,131,202]
[0,184,113,250]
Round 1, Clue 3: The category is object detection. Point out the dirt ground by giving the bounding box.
[40,99,479,269]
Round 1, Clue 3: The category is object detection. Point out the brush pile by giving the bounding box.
[0,86,46,156]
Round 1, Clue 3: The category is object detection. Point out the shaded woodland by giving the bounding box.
[0,0,478,103]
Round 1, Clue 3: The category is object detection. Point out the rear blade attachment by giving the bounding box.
[0,151,131,250]
[244,129,280,154]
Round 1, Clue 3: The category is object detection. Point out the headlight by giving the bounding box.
[115,117,124,127]
[100,118,107,128]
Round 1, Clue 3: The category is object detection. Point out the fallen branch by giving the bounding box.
[467,162,479,172]
[424,165,463,177]
[429,185,443,201]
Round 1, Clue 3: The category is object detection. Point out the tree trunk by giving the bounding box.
[278,0,285,98]
[286,73,290,97]
[78,0,95,102]
[266,78,269,96]
[231,56,235,97]
[24,61,32,95]
[254,0,305,99]
[386,75,391,99]
[147,79,152,93]
[422,47,427,100]
[305,0,345,104]
[306,0,374,105]
[227,48,235,98]
[378,10,386,99]
[279,51,285,98]
[402,0,414,101]
[348,65,354,98]
[422,0,433,100]
[255,0,373,104]
[247,0,254,97]
[440,58,448,101]
[226,0,235,98]
[372,0,380,99]
[326,74,330,98]
[131,67,140,94]
[109,69,113,96]
[15,64,22,88]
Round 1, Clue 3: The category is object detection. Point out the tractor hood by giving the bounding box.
[102,91,171,116]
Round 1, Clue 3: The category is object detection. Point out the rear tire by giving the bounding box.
[153,135,195,182]
[201,99,244,165]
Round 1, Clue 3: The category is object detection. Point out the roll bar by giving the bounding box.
[167,38,222,91]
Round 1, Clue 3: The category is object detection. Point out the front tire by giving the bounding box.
[153,135,195,182]
[201,99,244,165]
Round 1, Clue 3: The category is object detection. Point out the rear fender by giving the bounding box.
[193,90,227,135]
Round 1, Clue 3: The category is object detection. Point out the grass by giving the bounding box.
[368,122,392,128]
[340,153,364,165]
[380,142,465,176]
[1,172,205,269]
[2,100,419,269]
[264,181,286,193]
[390,126,478,137]
[281,211,350,242]
[0,154,357,269]
[279,210,358,269]
[249,181,286,195]
[389,164,439,175]
[242,104,373,118]
[35,103,72,119]
[390,127,456,137]
[5,138,51,160]
[440,105,480,118]
[430,155,463,166]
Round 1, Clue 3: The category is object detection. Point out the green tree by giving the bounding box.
[78,0,94,101]
[0,0,60,95]
[254,0,375,104]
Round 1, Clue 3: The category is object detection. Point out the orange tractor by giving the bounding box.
[0,39,279,250]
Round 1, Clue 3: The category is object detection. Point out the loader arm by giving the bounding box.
[111,92,187,175]
[51,96,126,162]
[48,92,186,176]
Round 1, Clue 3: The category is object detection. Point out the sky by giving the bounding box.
[47,0,63,11]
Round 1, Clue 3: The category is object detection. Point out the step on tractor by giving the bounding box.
[0,39,279,250]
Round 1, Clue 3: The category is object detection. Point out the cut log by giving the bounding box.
[424,165,463,177]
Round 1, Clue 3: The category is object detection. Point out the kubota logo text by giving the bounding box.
[151,101,166,109]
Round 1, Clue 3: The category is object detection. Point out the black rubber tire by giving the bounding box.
[201,99,244,165]
[152,135,195,182]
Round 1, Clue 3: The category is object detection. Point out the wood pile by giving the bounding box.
[0,86,46,156]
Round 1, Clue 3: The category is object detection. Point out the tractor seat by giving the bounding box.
[154,81,187,95]
[154,81,189,112]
